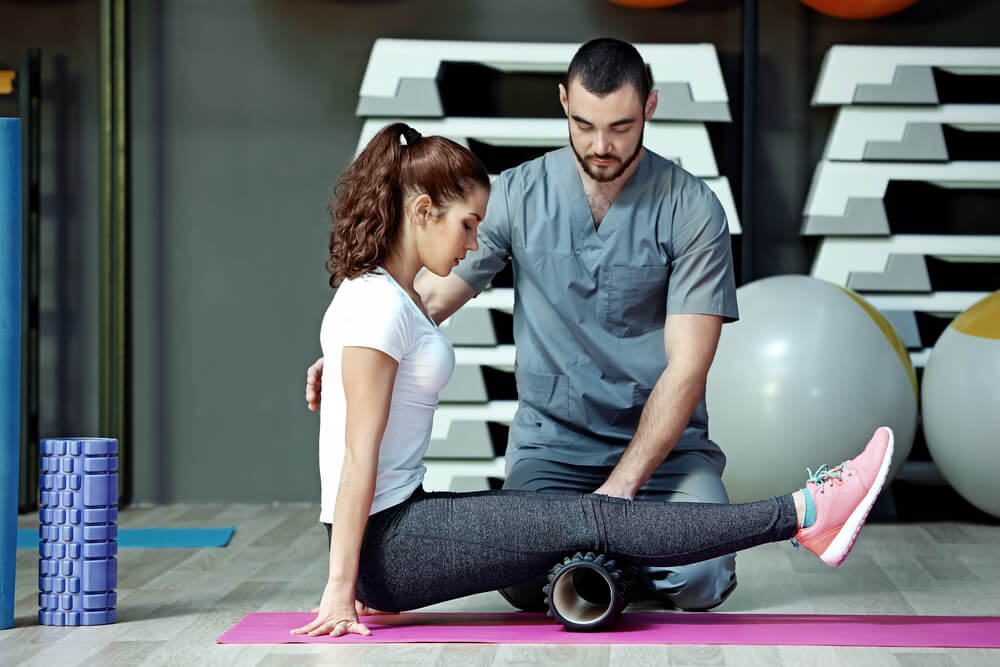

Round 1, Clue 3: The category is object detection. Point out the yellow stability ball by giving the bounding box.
[921,290,1000,519]
[706,275,917,503]
[800,0,919,20]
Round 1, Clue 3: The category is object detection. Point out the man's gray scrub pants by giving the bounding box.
[501,451,737,611]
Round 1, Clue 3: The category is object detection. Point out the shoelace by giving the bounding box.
[804,463,849,493]
[790,462,851,550]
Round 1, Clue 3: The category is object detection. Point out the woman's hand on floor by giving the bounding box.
[291,583,372,637]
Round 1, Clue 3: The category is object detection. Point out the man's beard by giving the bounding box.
[570,127,643,183]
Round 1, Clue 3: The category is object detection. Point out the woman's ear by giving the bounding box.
[410,193,433,226]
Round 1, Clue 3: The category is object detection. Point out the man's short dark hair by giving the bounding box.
[566,38,652,102]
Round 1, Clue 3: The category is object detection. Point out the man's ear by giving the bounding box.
[558,82,569,117]
[644,89,658,121]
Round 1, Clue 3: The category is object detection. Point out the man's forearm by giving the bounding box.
[599,366,706,498]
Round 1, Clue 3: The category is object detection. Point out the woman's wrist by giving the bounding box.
[326,572,356,589]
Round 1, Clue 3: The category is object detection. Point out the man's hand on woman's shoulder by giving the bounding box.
[306,357,324,411]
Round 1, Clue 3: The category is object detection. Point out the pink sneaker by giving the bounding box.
[794,426,895,567]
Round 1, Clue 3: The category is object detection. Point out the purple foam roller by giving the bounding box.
[38,438,118,626]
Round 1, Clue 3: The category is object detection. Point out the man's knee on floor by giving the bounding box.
[641,556,737,611]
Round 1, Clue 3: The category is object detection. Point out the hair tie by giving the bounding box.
[402,126,422,146]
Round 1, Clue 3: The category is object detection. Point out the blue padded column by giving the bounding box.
[38,438,119,626]
[0,117,22,631]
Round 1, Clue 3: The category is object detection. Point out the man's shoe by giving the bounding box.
[793,426,895,567]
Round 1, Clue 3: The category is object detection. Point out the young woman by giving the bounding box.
[292,122,894,638]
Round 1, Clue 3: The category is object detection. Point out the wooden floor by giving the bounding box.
[3,504,999,666]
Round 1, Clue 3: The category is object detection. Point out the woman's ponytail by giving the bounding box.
[326,122,489,286]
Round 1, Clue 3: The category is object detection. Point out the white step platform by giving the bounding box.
[432,402,518,440]
[423,458,508,492]
[802,161,1000,235]
[439,308,497,346]
[824,105,1000,162]
[811,235,1000,288]
[813,46,1000,106]
[357,39,731,122]
[438,365,489,404]
[426,419,496,460]
[863,291,994,315]
[452,345,516,369]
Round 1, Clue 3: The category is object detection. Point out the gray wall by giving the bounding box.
[3,0,998,503]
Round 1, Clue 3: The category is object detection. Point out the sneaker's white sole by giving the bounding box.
[819,427,895,567]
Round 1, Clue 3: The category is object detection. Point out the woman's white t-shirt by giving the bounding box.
[318,270,454,523]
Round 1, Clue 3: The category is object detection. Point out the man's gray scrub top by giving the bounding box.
[454,147,738,469]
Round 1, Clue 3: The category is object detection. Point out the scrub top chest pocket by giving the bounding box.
[600,265,670,337]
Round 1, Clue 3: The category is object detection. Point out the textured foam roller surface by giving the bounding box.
[37,438,119,626]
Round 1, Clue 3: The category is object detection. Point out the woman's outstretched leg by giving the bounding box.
[356,427,893,611]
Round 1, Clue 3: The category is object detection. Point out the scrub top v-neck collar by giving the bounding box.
[564,146,648,244]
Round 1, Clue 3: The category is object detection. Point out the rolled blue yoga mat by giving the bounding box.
[1,118,22,631]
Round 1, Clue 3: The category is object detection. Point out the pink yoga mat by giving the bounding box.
[217,612,1000,648]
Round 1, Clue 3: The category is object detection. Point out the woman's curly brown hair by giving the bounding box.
[327,122,490,287]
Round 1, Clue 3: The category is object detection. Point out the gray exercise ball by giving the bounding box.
[706,275,917,503]
[921,290,1000,519]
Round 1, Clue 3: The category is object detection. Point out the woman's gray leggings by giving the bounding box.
[326,487,798,612]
